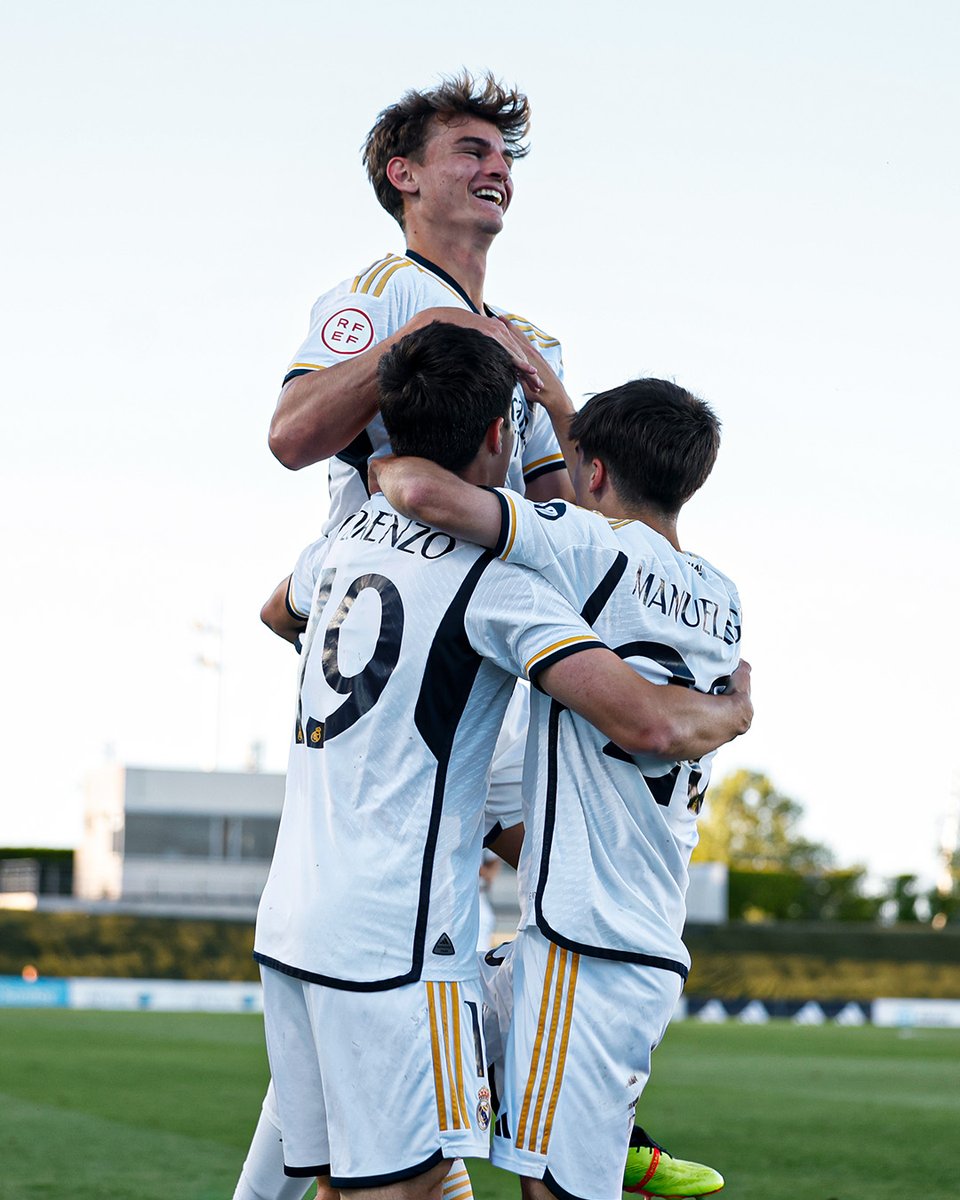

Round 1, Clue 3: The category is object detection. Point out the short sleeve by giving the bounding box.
[288,536,331,618]
[465,560,604,685]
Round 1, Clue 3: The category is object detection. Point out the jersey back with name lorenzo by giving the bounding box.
[254,494,601,990]
[493,490,742,979]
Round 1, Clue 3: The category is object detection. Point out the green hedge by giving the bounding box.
[0,911,258,982]
[684,921,960,1000]
[3,911,959,998]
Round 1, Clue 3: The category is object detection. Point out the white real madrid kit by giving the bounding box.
[484,490,743,1200]
[255,493,603,1183]
[283,250,568,534]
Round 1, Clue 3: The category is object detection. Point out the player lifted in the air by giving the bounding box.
[372,347,745,1200]
[250,323,751,1200]
[242,70,731,1200]
[268,71,570,511]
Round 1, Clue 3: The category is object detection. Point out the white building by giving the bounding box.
[75,765,284,915]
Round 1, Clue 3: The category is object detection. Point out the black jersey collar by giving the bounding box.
[404,249,488,315]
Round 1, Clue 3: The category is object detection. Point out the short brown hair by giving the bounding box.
[378,322,517,471]
[362,71,531,227]
[569,379,721,515]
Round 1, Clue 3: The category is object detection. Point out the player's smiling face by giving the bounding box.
[409,115,514,236]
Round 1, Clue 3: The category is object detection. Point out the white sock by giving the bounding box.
[442,1160,474,1200]
[233,1099,313,1200]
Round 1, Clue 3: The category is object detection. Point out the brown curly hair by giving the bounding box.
[362,71,531,228]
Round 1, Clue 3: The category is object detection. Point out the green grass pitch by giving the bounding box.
[1,1009,958,1199]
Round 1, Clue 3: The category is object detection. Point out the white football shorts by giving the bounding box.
[490,927,683,1200]
[261,965,492,1187]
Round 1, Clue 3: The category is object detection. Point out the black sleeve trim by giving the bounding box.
[527,640,606,693]
[329,1149,446,1189]
[481,487,512,558]
[282,367,315,386]
[284,577,309,622]
[524,458,567,483]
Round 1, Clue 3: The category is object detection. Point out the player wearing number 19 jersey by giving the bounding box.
[372,376,745,1200]
[252,326,743,1194]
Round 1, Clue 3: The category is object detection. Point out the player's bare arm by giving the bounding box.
[540,649,751,761]
[269,309,542,469]
[260,575,308,644]
[370,454,502,548]
[498,315,578,478]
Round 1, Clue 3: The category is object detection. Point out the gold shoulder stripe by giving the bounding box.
[370,258,414,297]
[351,255,394,293]
[499,313,561,349]
[288,361,326,372]
[357,254,409,296]
[348,253,400,295]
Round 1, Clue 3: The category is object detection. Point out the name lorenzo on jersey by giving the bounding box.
[633,565,741,646]
[334,506,457,560]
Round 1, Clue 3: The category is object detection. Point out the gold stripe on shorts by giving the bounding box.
[428,982,471,1132]
[514,943,580,1153]
[426,982,448,1130]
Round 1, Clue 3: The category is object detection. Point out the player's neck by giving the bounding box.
[405,229,490,312]
[593,494,682,551]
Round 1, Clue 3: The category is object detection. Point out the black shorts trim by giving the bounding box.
[543,1167,591,1200]
[533,921,689,980]
[254,951,416,992]
[482,820,504,848]
[284,1161,331,1179]
[331,1148,446,1189]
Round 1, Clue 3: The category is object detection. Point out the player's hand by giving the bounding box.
[726,660,753,735]
[412,308,543,392]
[367,454,395,495]
[496,317,573,416]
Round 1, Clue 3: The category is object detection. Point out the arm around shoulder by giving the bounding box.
[538,652,752,760]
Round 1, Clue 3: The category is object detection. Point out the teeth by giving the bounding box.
[475,189,503,206]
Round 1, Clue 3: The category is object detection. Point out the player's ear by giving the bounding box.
[587,457,606,495]
[486,416,507,457]
[386,156,419,196]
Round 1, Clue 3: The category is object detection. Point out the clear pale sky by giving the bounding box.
[1,1,957,887]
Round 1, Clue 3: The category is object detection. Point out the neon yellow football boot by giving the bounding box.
[623,1126,724,1198]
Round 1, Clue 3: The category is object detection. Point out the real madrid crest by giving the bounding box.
[476,1085,492,1131]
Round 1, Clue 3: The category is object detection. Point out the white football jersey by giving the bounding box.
[254,494,602,990]
[492,489,743,978]
[284,251,567,532]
